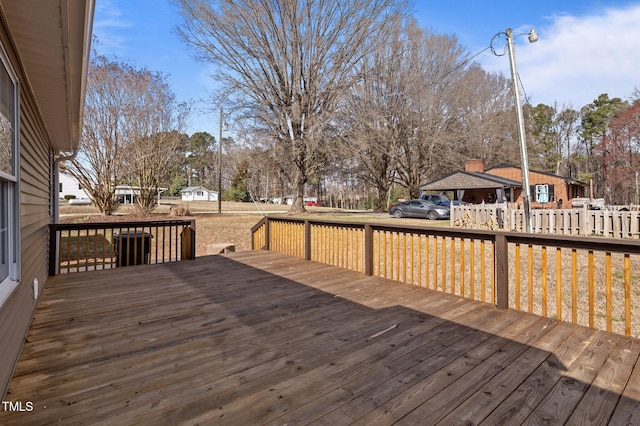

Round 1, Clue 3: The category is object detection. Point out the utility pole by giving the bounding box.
[506,28,535,233]
[218,106,223,214]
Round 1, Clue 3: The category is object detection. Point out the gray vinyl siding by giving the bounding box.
[0,18,54,398]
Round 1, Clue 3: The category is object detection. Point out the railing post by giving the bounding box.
[265,218,271,250]
[49,223,58,276]
[304,220,311,261]
[180,220,196,260]
[495,233,509,309]
[190,219,196,259]
[251,216,267,250]
[364,224,373,276]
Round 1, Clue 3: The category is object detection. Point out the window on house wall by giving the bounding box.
[531,184,555,204]
[0,51,18,285]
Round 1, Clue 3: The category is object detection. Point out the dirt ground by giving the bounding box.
[59,200,445,253]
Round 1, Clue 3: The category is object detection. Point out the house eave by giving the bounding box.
[1,0,95,151]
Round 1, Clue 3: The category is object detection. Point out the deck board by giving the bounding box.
[2,250,640,425]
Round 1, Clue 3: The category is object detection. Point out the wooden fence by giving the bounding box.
[49,219,196,275]
[452,204,640,238]
[251,216,640,338]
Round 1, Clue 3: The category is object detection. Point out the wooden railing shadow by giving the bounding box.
[149,255,639,424]
[185,257,640,425]
[251,216,640,337]
[7,254,639,424]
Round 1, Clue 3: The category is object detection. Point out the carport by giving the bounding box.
[419,171,521,204]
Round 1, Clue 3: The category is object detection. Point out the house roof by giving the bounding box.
[486,163,588,186]
[181,186,217,193]
[419,171,522,191]
[1,1,95,151]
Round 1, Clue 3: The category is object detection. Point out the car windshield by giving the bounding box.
[433,195,450,202]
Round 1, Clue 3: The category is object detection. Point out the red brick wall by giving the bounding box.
[486,166,571,208]
[465,159,485,173]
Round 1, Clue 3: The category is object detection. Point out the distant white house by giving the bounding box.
[181,186,218,202]
[272,195,317,205]
[115,185,140,205]
[59,172,90,200]
[115,185,167,205]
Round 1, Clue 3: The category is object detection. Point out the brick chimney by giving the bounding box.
[465,159,484,173]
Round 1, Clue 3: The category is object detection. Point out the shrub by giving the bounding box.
[170,203,191,217]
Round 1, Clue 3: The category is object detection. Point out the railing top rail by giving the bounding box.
[505,231,640,254]
[267,216,367,229]
[51,219,194,231]
[254,216,640,254]
[368,222,497,240]
[250,216,268,233]
[262,216,497,240]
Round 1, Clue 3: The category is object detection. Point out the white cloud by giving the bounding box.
[92,0,131,53]
[480,4,640,108]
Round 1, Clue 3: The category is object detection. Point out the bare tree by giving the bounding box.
[175,0,406,212]
[336,19,519,204]
[337,18,419,210]
[392,26,471,198]
[63,55,188,214]
[129,130,186,213]
[341,21,472,200]
[446,64,516,169]
[124,70,189,214]
[63,56,130,215]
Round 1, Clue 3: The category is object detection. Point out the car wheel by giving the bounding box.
[427,211,439,220]
[393,210,403,218]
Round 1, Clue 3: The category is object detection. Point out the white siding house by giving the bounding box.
[181,186,218,202]
[59,172,90,200]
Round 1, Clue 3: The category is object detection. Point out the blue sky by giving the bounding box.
[93,0,640,136]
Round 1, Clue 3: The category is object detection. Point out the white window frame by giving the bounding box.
[535,184,549,204]
[0,43,20,301]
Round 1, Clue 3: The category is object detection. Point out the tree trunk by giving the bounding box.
[376,185,389,212]
[289,173,307,213]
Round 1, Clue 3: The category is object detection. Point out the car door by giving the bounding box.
[408,201,425,217]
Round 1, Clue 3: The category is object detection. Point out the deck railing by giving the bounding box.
[49,219,196,275]
[251,216,640,337]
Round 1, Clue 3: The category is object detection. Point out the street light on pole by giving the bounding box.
[496,27,538,233]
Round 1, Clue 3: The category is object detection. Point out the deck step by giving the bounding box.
[206,242,235,254]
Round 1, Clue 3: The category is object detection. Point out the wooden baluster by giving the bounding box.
[556,247,562,321]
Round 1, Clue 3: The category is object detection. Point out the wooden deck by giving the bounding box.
[3,250,640,425]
